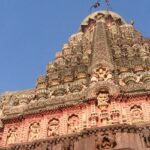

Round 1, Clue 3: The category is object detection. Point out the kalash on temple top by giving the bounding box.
[0,10,150,149]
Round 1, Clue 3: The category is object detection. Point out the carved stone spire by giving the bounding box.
[91,20,113,71]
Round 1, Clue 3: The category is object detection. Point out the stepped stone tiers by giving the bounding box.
[0,10,150,150]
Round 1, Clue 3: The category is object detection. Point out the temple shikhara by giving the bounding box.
[1,10,150,150]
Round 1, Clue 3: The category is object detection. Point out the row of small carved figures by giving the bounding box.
[0,84,87,108]
[3,126,150,150]
[112,42,150,59]
[118,71,150,86]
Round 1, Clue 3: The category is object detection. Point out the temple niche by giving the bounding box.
[97,90,110,126]
[47,118,59,137]
[6,127,17,145]
[91,66,112,83]
[110,109,120,124]
[97,91,109,110]
[67,114,79,134]
[28,122,41,142]
[130,105,143,124]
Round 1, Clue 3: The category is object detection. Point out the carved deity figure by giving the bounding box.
[95,132,116,150]
[67,115,79,134]
[28,122,40,141]
[6,127,17,145]
[130,105,143,124]
[111,110,120,124]
[91,67,112,83]
[47,119,59,137]
[97,92,109,111]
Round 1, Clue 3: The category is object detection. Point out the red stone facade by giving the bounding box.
[0,10,150,150]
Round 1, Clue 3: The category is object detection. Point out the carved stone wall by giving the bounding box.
[1,125,150,150]
[0,95,150,148]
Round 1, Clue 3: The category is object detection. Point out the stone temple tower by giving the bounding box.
[0,10,150,150]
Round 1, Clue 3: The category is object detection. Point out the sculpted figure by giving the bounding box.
[142,128,150,148]
[113,46,121,59]
[91,67,112,83]
[63,44,72,56]
[6,127,17,145]
[68,115,79,134]
[140,43,150,59]
[130,105,143,124]
[143,43,150,53]
[47,119,59,137]
[111,110,120,124]
[109,24,119,39]
[91,73,99,83]
[1,94,13,115]
[97,92,109,111]
[132,44,141,57]
[28,122,40,141]
[95,132,116,150]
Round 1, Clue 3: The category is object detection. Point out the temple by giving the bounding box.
[0,10,150,150]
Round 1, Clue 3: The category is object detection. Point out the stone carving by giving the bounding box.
[47,62,56,74]
[132,44,141,57]
[139,43,150,60]
[61,138,74,150]
[1,10,150,150]
[82,36,92,55]
[95,132,116,150]
[36,76,47,100]
[141,128,150,148]
[97,92,109,111]
[6,127,17,145]
[53,87,67,97]
[28,122,40,142]
[112,45,122,59]
[63,68,74,83]
[120,24,134,39]
[69,32,83,46]
[63,44,72,56]
[130,105,143,124]
[55,51,66,67]
[89,113,98,127]
[141,72,150,84]
[119,72,139,86]
[76,65,87,79]
[48,72,61,86]
[109,24,120,39]
[91,67,112,83]
[68,115,79,134]
[47,119,59,137]
[110,110,120,124]
[97,91,110,126]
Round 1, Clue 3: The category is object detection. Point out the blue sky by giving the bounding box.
[0,0,150,93]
